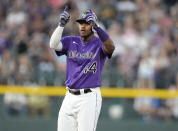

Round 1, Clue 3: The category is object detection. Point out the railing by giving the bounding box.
[1,85,178,98]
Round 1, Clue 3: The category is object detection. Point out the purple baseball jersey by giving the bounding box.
[55,36,111,89]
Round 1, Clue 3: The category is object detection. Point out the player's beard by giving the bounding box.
[81,29,94,42]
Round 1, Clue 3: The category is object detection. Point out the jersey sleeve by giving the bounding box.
[55,36,72,56]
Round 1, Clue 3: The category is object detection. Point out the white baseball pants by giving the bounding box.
[57,87,102,131]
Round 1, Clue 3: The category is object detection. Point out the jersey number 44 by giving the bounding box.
[83,61,97,74]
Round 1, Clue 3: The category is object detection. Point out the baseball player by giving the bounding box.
[49,6,115,131]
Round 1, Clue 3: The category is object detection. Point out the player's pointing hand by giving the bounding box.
[59,6,70,27]
[85,9,98,27]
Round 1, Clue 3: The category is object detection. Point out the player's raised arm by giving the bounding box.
[85,10,115,56]
[49,6,70,51]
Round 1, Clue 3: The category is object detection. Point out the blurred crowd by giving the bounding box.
[0,0,178,121]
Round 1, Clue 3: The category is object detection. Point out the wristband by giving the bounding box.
[94,26,109,42]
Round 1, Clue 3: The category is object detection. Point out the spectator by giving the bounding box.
[154,46,170,89]
[0,49,16,84]
[137,50,155,90]
[15,54,33,85]
[3,92,28,116]
[166,73,178,120]
[0,28,12,56]
[133,84,161,122]
[6,6,27,29]
[38,45,56,86]
[105,21,123,87]
[13,24,29,56]
[97,0,117,29]
[27,94,50,118]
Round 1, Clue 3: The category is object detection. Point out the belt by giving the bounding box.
[68,88,92,95]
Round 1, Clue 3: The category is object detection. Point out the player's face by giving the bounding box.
[78,21,93,37]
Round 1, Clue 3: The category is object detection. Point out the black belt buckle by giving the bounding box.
[84,89,92,93]
[69,88,92,95]
[69,90,80,95]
